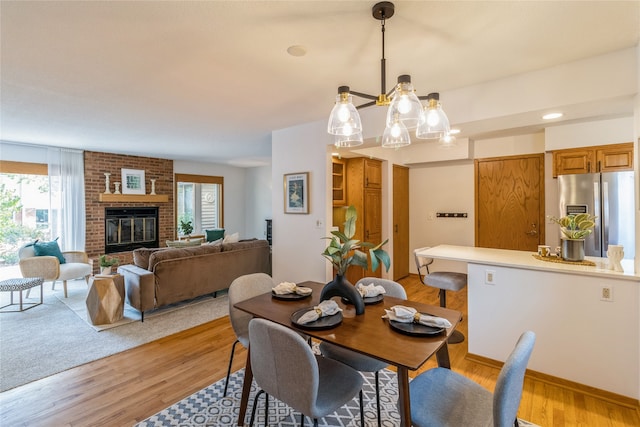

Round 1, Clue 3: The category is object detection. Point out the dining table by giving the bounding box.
[233,280,462,427]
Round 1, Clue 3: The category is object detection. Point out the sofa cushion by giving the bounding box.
[166,238,203,248]
[222,239,269,252]
[33,239,66,264]
[133,247,166,270]
[223,232,240,243]
[205,228,225,242]
[147,244,222,271]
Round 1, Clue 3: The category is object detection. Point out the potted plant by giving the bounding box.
[99,254,119,275]
[321,205,390,314]
[550,213,597,261]
[179,218,194,241]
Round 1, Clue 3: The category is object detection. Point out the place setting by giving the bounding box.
[290,300,343,330]
[271,281,313,300]
[382,305,452,336]
[341,281,386,305]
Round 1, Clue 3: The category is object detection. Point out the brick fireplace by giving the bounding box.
[84,151,174,271]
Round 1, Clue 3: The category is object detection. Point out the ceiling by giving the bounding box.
[1,1,639,167]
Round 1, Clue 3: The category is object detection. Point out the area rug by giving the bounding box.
[137,369,541,427]
[55,282,219,331]
[0,279,229,392]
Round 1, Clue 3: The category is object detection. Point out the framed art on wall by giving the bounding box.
[121,168,146,195]
[284,172,309,214]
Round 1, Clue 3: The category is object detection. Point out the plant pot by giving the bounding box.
[561,238,585,262]
[100,266,112,275]
[319,274,365,315]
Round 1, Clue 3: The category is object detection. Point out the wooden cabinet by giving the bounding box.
[332,158,347,206]
[345,157,383,284]
[553,143,633,177]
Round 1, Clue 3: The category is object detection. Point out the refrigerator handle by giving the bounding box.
[602,181,609,249]
[593,181,601,251]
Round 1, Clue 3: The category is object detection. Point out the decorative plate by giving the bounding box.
[388,318,444,336]
[291,307,343,330]
[341,294,384,305]
[271,289,312,300]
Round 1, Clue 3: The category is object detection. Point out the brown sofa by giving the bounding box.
[117,239,271,320]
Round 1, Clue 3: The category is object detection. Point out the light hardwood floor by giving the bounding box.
[1,275,638,426]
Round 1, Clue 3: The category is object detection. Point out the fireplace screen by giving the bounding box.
[105,207,159,253]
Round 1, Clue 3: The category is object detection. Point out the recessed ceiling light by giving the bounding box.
[449,128,461,135]
[287,45,307,57]
[542,112,563,120]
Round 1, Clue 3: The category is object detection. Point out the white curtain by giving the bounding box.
[48,148,85,251]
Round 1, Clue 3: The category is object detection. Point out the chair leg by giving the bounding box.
[375,371,381,427]
[63,280,68,298]
[264,393,269,427]
[224,340,240,396]
[359,390,364,427]
[249,389,265,427]
[300,412,305,426]
[51,280,56,291]
[440,289,465,344]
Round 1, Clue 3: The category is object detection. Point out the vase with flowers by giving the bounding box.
[550,213,597,261]
[321,205,390,314]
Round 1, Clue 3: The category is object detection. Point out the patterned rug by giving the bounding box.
[137,368,540,427]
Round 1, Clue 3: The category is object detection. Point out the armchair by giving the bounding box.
[18,244,92,298]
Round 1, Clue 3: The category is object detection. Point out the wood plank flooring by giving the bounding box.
[1,275,638,426]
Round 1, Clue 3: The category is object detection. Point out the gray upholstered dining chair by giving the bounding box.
[414,246,467,343]
[248,318,364,427]
[224,272,275,396]
[409,330,536,427]
[319,277,407,427]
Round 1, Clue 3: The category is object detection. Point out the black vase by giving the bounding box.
[319,274,365,315]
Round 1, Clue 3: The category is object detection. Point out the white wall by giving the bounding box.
[545,117,635,150]
[244,165,272,240]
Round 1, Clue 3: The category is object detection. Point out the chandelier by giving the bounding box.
[327,2,452,149]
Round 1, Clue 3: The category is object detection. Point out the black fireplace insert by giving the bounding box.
[105,207,159,253]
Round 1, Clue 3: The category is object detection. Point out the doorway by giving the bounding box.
[475,154,545,251]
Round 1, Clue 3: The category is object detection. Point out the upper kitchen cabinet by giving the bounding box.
[363,158,382,188]
[553,142,633,177]
[332,158,347,206]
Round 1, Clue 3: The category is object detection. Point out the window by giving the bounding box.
[175,173,223,238]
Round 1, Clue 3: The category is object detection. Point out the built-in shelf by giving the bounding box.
[98,194,169,203]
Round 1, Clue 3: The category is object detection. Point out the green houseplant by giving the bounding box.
[321,205,390,314]
[550,213,597,261]
[99,254,119,275]
[179,218,194,240]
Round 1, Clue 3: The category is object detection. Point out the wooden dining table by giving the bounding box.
[233,281,462,427]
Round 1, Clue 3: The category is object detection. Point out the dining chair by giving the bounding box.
[409,331,536,427]
[319,277,407,427]
[224,272,275,396]
[248,318,364,427]
[413,246,467,343]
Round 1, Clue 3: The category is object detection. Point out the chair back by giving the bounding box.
[355,277,407,299]
[493,331,536,427]
[18,244,36,260]
[228,273,274,347]
[248,318,319,415]
[413,247,434,282]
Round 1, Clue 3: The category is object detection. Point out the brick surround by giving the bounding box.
[84,151,174,272]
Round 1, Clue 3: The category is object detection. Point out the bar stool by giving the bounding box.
[414,247,466,344]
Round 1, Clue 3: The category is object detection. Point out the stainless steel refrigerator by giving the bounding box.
[558,171,635,259]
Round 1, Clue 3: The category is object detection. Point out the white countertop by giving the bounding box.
[418,245,640,281]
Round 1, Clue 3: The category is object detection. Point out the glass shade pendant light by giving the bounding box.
[386,75,422,129]
[382,114,411,148]
[416,92,450,139]
[334,132,364,148]
[327,86,362,136]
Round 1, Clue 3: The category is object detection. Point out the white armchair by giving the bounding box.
[18,244,92,298]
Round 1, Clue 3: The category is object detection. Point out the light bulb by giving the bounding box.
[342,123,353,136]
[397,95,411,114]
[427,109,440,127]
[337,104,350,123]
[390,123,402,138]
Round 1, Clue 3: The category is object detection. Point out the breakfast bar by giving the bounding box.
[417,245,640,402]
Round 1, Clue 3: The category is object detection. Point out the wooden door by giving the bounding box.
[393,165,410,280]
[475,154,545,251]
[364,159,382,188]
[363,188,382,278]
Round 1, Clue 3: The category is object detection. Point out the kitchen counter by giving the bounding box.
[419,244,640,401]
[417,244,639,281]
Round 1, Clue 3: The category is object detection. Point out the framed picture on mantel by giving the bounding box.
[284,172,308,214]
[121,168,146,195]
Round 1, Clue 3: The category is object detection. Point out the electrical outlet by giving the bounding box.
[600,285,613,302]
[485,270,495,285]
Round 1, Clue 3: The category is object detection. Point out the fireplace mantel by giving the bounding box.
[98,194,169,203]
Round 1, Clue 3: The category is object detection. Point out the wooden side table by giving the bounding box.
[85,274,125,325]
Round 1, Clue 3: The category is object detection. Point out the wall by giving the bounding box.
[84,151,174,270]
[245,165,272,240]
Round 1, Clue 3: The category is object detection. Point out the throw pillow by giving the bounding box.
[206,238,223,246]
[205,228,225,242]
[223,232,240,243]
[33,238,66,264]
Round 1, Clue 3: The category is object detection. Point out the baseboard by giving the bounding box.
[466,353,640,410]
